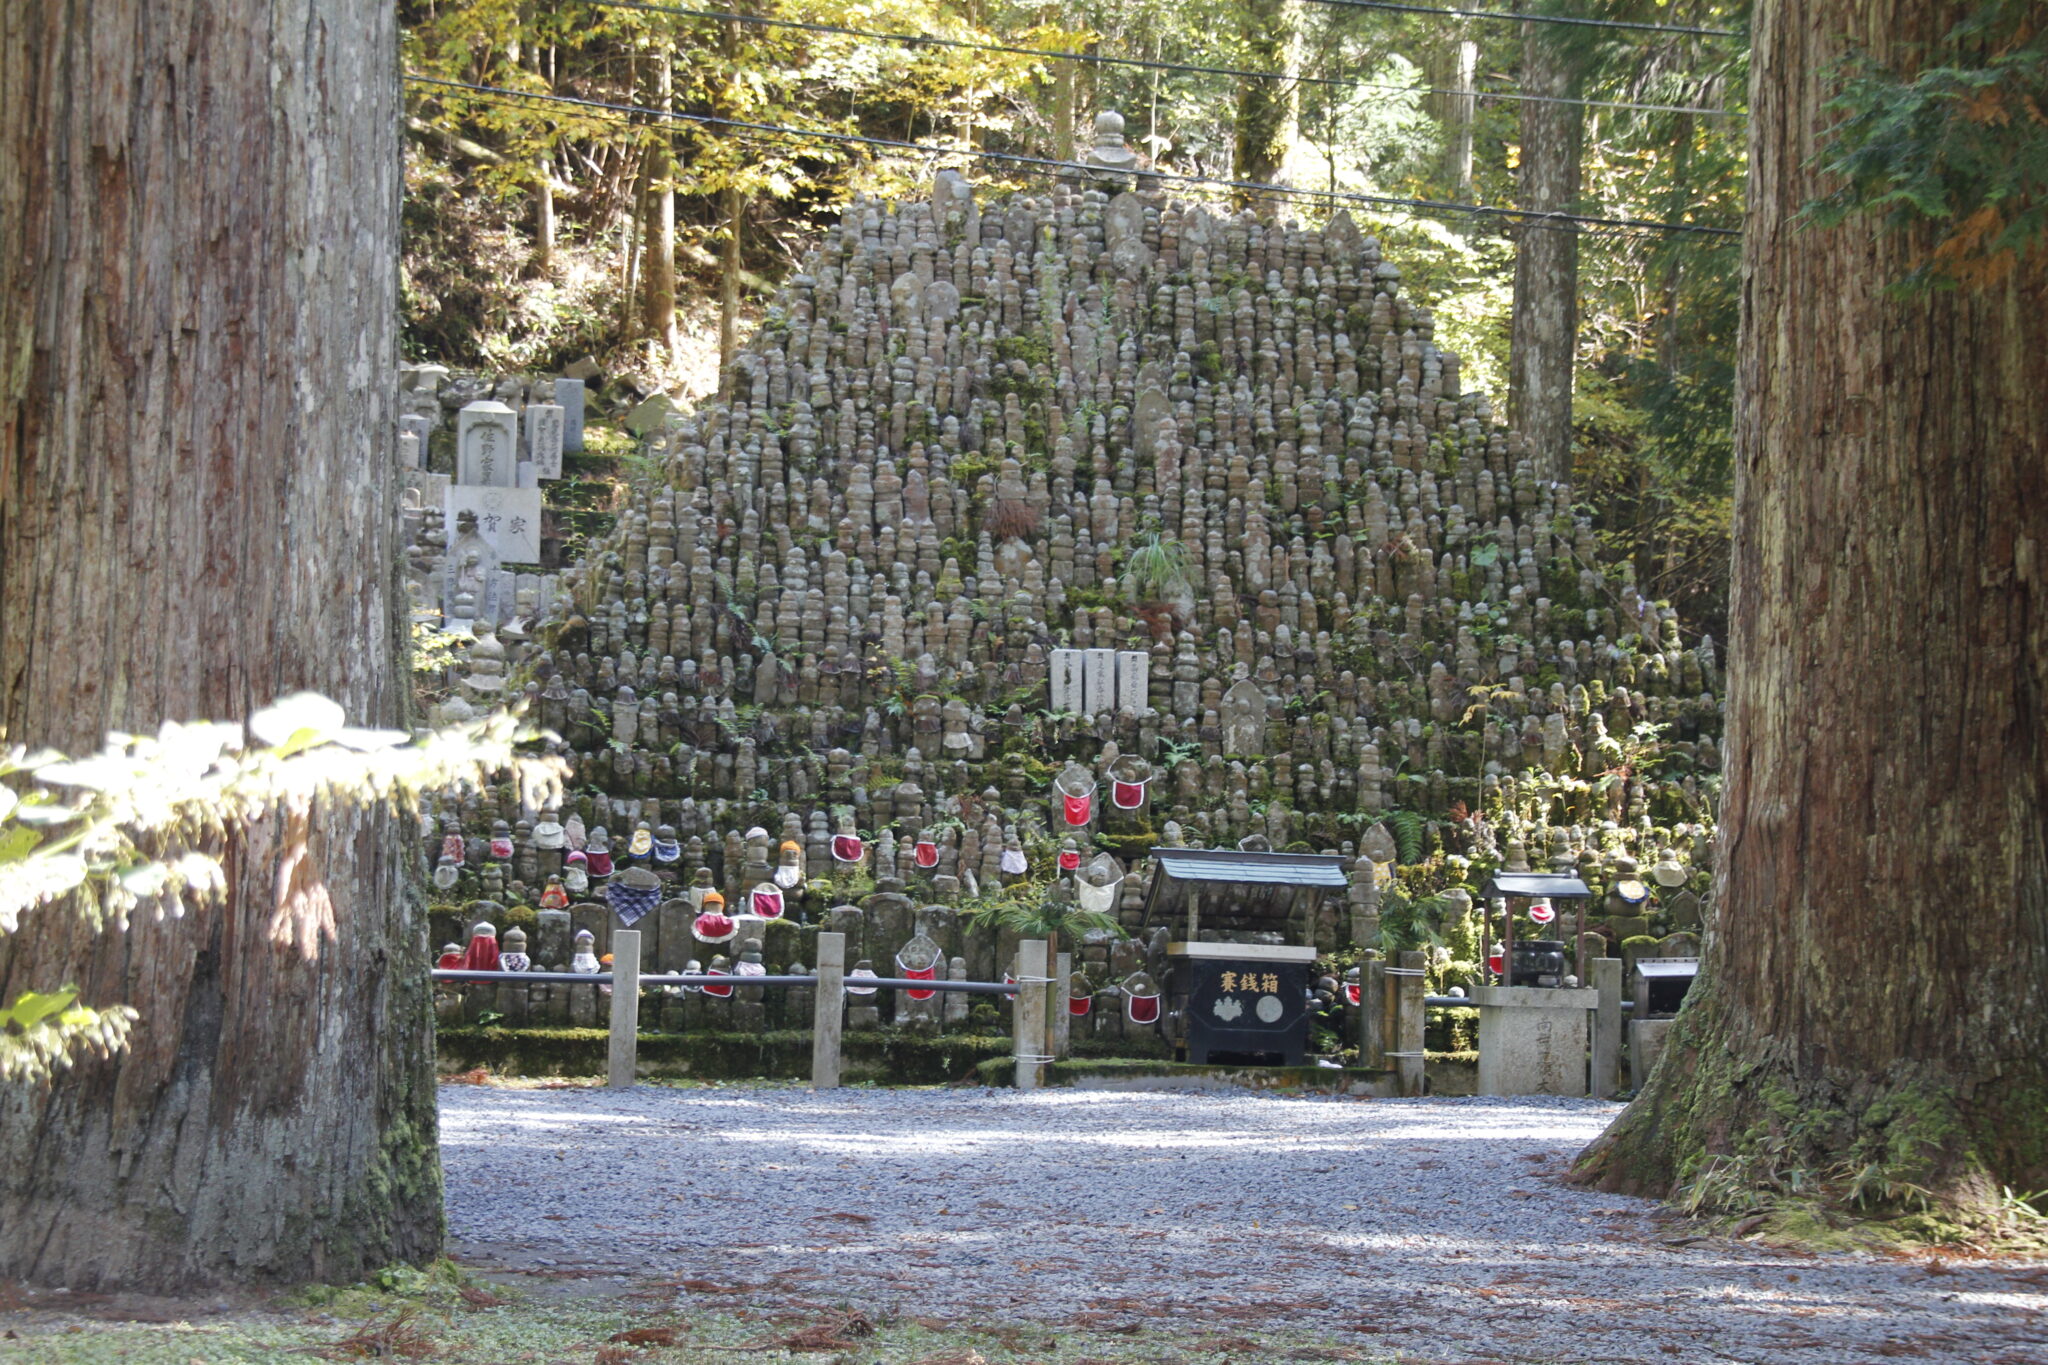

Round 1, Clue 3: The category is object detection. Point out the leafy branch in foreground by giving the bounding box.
[0,693,568,1083]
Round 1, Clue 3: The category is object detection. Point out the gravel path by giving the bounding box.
[441,1083,2048,1364]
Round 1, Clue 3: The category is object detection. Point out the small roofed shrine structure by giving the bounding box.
[1139,847,1350,1065]
[1480,869,1594,987]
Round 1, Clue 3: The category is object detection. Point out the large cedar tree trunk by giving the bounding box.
[644,53,679,356]
[0,0,439,1290]
[1573,0,2048,1218]
[1234,0,1297,199]
[1508,20,1583,484]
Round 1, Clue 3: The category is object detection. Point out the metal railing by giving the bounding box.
[435,931,1056,1092]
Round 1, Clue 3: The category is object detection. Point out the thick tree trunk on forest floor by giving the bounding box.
[1573,0,2048,1227]
[1508,20,1582,486]
[0,0,438,1290]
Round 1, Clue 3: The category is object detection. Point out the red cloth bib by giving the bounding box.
[899,960,938,1001]
[832,834,865,863]
[1345,982,1362,1006]
[1111,778,1147,810]
[702,970,734,999]
[751,886,785,919]
[1058,849,1082,872]
[1063,793,1093,826]
[1069,993,1092,1017]
[1126,991,1161,1025]
[914,839,939,869]
[441,834,466,864]
[489,837,514,859]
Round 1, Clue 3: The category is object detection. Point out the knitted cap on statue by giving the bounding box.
[694,890,737,944]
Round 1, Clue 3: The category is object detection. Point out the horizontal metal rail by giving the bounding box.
[430,968,1021,995]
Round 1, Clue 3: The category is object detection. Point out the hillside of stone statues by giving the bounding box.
[418,166,1722,1006]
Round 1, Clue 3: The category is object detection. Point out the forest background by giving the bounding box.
[401,0,1746,640]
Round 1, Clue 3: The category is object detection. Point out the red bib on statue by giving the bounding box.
[1063,793,1092,826]
[832,835,865,863]
[702,970,734,999]
[751,886,785,919]
[900,962,938,1001]
[1126,992,1161,1025]
[914,839,939,869]
[1112,779,1147,810]
[1069,993,1092,1017]
[1058,849,1082,872]
[1345,982,1362,1006]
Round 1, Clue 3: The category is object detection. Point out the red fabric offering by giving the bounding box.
[1112,778,1147,809]
[1063,793,1093,826]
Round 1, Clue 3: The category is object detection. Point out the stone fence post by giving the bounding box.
[812,932,846,1089]
[607,929,641,1090]
[1014,938,1049,1090]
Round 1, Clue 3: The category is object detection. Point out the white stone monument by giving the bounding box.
[457,401,518,488]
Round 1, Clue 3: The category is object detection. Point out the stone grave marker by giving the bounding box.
[554,376,586,453]
[457,401,518,488]
[1050,648,1084,715]
[446,484,543,564]
[1116,651,1149,717]
[1084,648,1117,715]
[525,402,565,480]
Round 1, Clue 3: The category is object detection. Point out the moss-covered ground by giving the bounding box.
[0,1259,1394,1364]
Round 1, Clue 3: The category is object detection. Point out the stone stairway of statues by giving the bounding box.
[416,130,1723,1032]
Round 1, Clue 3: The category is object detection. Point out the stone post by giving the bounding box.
[1360,954,1387,1070]
[812,931,845,1090]
[1591,957,1623,1099]
[1393,949,1426,1097]
[1014,938,1049,1090]
[607,929,641,1090]
[1053,949,1073,1060]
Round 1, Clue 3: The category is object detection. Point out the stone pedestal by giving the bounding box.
[1629,1017,1676,1092]
[1473,984,1597,1096]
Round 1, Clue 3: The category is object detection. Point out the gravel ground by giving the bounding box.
[441,1083,2048,1364]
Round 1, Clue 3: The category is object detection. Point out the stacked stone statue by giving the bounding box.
[424,116,1723,1043]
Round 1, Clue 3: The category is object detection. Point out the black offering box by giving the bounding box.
[1139,848,1349,1065]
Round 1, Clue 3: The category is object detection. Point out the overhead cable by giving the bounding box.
[589,0,1739,118]
[1293,0,1742,38]
[406,75,1740,237]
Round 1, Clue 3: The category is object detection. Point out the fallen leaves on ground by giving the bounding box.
[678,1279,754,1295]
[314,1309,436,1359]
[906,1353,987,1365]
[443,1068,492,1085]
[608,1324,688,1345]
[458,1284,506,1311]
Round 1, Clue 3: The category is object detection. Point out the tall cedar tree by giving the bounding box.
[0,0,440,1288]
[1573,0,2048,1221]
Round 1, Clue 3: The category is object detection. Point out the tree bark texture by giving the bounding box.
[0,0,439,1290]
[1234,0,1297,200]
[1507,20,1583,485]
[1574,0,2048,1219]
[643,53,678,355]
[1428,37,1478,199]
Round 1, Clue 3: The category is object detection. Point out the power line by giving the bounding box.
[1295,0,1743,39]
[590,0,1739,118]
[406,75,1740,237]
